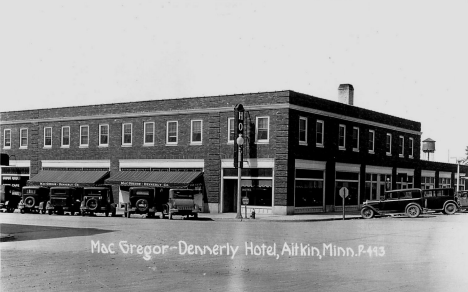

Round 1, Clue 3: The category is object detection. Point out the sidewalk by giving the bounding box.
[197,211,362,222]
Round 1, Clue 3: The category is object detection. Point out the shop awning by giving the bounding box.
[28,170,109,187]
[105,171,203,188]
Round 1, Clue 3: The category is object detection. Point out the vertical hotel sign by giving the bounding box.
[234,104,244,168]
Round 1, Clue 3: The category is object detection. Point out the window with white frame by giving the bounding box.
[352,127,359,151]
[386,133,392,155]
[80,125,89,147]
[368,130,375,153]
[421,176,435,189]
[44,127,52,147]
[256,117,269,142]
[3,129,11,149]
[399,136,404,157]
[191,120,202,144]
[338,124,346,150]
[144,122,155,145]
[99,124,109,146]
[166,121,178,144]
[228,118,235,143]
[20,128,28,148]
[409,138,414,158]
[299,117,307,145]
[122,123,132,146]
[316,120,324,147]
[61,126,70,147]
[439,177,451,188]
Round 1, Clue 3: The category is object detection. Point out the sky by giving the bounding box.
[1,0,467,163]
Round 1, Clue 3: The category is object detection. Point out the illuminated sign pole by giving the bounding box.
[234,104,244,219]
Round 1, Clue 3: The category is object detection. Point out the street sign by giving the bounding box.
[339,187,349,199]
[242,197,249,205]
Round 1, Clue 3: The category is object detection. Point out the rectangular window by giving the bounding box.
[368,130,375,153]
[44,127,52,147]
[352,127,359,151]
[316,120,324,146]
[299,117,307,145]
[166,121,178,144]
[191,120,202,144]
[61,126,70,147]
[399,136,404,157]
[20,128,28,148]
[144,122,155,145]
[256,117,269,142]
[338,124,346,149]
[3,129,11,149]
[99,124,109,146]
[80,125,89,147]
[409,138,414,158]
[122,123,132,146]
[386,133,392,155]
[228,118,235,143]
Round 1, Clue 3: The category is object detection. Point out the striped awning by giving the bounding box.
[28,170,109,187]
[105,171,203,188]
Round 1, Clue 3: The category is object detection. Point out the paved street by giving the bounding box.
[1,211,468,292]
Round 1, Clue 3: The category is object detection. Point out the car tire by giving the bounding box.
[444,202,457,215]
[361,207,374,219]
[406,205,421,218]
[135,199,149,213]
[48,210,53,215]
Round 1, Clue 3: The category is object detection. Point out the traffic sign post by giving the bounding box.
[339,187,349,220]
[242,197,249,219]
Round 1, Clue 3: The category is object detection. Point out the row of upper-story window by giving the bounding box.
[298,116,415,158]
[1,116,271,149]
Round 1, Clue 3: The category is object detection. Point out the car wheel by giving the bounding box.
[24,196,36,208]
[135,199,149,213]
[194,213,198,219]
[406,205,421,218]
[20,209,25,214]
[361,207,374,219]
[48,210,53,215]
[41,209,45,214]
[444,202,457,215]
[105,211,109,217]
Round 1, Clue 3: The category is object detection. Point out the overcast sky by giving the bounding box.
[1,0,467,162]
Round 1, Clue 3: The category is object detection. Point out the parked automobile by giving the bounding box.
[421,188,458,215]
[80,186,116,217]
[0,185,22,213]
[361,188,424,219]
[162,189,200,220]
[46,187,82,215]
[455,190,468,211]
[125,187,158,218]
[19,186,49,214]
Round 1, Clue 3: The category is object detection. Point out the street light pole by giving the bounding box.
[236,134,244,219]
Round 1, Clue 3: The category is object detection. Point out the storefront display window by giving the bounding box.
[295,169,324,207]
[335,171,359,206]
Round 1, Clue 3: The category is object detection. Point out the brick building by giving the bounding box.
[1,85,467,215]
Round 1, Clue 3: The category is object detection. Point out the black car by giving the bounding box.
[421,188,458,215]
[0,185,22,213]
[80,186,116,217]
[125,187,158,218]
[46,187,82,215]
[162,189,200,220]
[361,188,424,219]
[19,186,49,214]
[455,190,468,211]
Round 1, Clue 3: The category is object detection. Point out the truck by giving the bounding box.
[19,186,49,214]
[46,187,82,216]
[80,186,117,217]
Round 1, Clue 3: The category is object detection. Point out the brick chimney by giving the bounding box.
[338,84,354,106]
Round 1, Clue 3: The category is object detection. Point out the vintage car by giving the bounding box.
[421,188,458,215]
[361,188,424,219]
[19,186,49,214]
[0,185,22,213]
[125,187,158,218]
[455,190,468,211]
[46,187,82,215]
[162,189,200,220]
[80,186,116,217]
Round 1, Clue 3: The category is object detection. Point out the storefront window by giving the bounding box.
[295,169,324,207]
[421,176,435,189]
[365,174,392,201]
[335,171,359,206]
